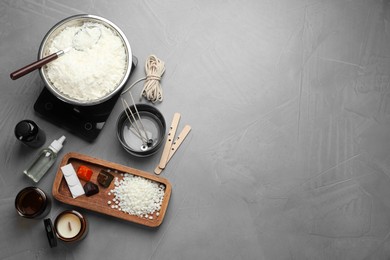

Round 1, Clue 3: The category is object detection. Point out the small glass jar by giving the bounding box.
[15,187,51,218]
[44,210,88,247]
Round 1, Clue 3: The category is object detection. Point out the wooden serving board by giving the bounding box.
[52,152,172,227]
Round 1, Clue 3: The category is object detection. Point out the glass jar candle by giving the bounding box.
[15,187,51,218]
[55,210,88,242]
[44,210,88,247]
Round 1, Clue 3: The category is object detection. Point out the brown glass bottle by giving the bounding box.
[14,120,46,148]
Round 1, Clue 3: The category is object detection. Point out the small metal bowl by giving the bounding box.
[117,104,166,157]
[38,14,132,106]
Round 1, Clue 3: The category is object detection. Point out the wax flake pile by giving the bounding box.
[107,173,165,219]
[45,22,127,102]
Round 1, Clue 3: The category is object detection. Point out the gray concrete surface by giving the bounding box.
[1,0,390,259]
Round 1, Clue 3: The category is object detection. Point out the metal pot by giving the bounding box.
[38,14,132,106]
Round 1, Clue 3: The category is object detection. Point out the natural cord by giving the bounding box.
[121,54,165,103]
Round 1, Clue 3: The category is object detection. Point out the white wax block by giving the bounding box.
[61,164,85,198]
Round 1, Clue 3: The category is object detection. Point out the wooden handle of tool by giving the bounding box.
[10,53,59,80]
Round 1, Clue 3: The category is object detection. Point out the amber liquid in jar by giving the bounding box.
[20,191,44,215]
[15,187,50,218]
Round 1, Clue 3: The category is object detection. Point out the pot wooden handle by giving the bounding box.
[10,53,59,80]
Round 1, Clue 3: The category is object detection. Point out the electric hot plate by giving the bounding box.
[34,56,138,142]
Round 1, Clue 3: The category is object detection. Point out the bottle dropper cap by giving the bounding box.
[49,136,66,153]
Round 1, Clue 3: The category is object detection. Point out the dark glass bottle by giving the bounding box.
[14,120,46,148]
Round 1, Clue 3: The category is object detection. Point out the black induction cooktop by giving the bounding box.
[34,56,138,142]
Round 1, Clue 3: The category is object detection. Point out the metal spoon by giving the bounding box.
[72,24,102,51]
[10,48,70,80]
[10,25,102,80]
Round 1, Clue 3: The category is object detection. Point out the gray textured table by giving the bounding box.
[2,0,390,259]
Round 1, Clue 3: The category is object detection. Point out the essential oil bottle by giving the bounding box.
[14,120,46,148]
[24,136,66,183]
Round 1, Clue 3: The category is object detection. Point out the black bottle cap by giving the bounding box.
[14,120,39,142]
[43,218,57,248]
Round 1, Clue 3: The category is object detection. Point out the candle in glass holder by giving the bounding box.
[54,210,88,242]
[56,212,82,238]
[44,210,88,247]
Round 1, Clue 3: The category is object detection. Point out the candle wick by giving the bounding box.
[68,221,72,231]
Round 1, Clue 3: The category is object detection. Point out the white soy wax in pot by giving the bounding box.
[44,22,127,102]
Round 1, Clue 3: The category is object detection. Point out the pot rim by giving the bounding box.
[38,14,132,106]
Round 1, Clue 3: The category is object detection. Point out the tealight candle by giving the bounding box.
[54,210,88,242]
